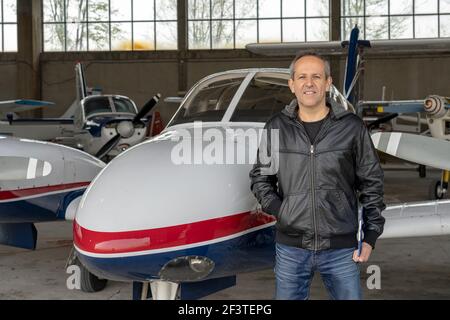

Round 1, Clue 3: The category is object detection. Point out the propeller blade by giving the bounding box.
[371,132,450,171]
[95,134,121,159]
[367,113,399,130]
[133,93,161,124]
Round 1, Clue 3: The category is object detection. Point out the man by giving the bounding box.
[249,52,386,300]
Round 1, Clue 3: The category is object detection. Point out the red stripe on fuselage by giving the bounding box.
[0,182,90,201]
[74,211,276,255]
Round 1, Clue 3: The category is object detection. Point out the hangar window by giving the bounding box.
[341,0,450,40]
[0,0,17,52]
[187,0,330,50]
[42,0,177,51]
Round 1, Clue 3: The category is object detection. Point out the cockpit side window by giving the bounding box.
[169,74,246,126]
[230,73,294,122]
[84,97,113,118]
[113,97,136,114]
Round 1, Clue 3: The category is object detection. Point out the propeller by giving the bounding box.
[95,134,122,159]
[95,93,161,159]
[371,132,450,171]
[132,93,161,125]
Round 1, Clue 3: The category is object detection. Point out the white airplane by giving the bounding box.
[0,135,104,250]
[0,62,162,161]
[70,68,450,300]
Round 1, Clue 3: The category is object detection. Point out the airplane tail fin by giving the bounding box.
[75,62,88,102]
[60,62,87,119]
[343,26,360,104]
[342,25,371,106]
[0,222,38,250]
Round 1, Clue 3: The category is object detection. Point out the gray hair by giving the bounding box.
[289,52,331,79]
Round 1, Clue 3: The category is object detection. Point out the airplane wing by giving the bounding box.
[360,97,449,114]
[246,41,343,56]
[359,100,425,113]
[380,200,450,239]
[371,132,450,171]
[0,99,55,114]
[246,38,450,56]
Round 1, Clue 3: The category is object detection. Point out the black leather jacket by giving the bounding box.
[250,98,386,250]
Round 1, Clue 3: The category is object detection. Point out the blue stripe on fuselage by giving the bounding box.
[0,189,85,223]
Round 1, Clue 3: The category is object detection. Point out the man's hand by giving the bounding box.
[353,242,373,263]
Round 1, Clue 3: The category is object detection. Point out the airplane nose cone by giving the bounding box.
[116,121,135,138]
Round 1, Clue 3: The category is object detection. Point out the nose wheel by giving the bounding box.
[66,248,108,293]
[74,257,108,293]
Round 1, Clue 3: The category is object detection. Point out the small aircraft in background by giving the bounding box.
[0,135,105,250]
[359,95,450,199]
[0,62,162,161]
[0,135,109,291]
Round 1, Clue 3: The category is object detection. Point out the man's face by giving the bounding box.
[288,56,332,109]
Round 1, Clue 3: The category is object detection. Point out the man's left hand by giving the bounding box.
[353,242,373,263]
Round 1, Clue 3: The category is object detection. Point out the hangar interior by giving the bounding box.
[1,0,450,300]
[1,0,449,124]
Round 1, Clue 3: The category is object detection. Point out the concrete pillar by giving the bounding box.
[177,0,187,94]
[329,0,342,91]
[16,0,42,116]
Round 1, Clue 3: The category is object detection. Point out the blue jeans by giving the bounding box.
[275,243,362,300]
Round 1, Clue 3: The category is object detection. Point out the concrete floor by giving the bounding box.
[1,167,449,300]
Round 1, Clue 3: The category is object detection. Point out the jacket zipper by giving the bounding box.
[310,144,318,251]
[290,115,331,251]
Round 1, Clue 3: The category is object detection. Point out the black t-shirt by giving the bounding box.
[302,113,329,143]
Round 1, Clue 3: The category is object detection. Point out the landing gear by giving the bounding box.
[75,257,108,292]
[418,165,426,178]
[428,170,449,200]
[66,247,108,293]
[133,281,180,300]
[429,181,444,199]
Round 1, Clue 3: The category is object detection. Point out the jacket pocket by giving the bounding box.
[276,192,311,235]
[315,189,357,236]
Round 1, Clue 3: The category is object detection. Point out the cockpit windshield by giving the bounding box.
[168,70,353,126]
[230,72,293,122]
[83,96,136,118]
[84,97,112,118]
[113,97,136,114]
[169,73,246,126]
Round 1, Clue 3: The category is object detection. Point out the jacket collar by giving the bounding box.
[282,96,351,121]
